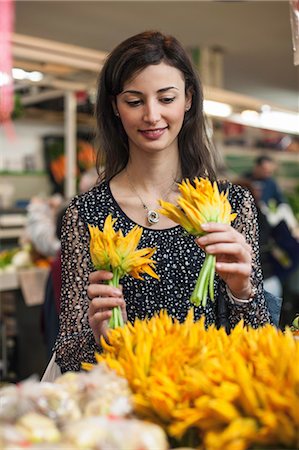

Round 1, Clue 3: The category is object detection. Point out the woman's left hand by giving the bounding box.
[196,222,252,299]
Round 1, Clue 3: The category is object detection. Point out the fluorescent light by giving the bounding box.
[12,68,27,80]
[261,104,271,113]
[231,110,299,135]
[241,109,259,120]
[260,110,299,134]
[28,71,44,82]
[203,100,232,118]
[12,68,44,82]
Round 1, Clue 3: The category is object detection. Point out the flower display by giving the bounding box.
[84,311,299,450]
[88,215,159,328]
[159,177,237,307]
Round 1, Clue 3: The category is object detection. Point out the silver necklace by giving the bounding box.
[126,170,176,226]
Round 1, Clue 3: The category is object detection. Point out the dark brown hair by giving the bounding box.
[96,30,216,182]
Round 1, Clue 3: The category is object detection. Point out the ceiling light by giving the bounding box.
[261,104,271,113]
[260,110,299,134]
[28,71,44,82]
[203,100,232,118]
[12,68,27,80]
[241,109,259,120]
[12,67,44,82]
[230,110,299,135]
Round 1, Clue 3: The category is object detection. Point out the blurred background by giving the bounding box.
[0,0,298,382]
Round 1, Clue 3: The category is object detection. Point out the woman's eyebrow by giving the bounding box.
[120,86,179,95]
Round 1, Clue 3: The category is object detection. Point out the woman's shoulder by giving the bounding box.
[217,178,255,208]
[217,178,251,194]
[67,181,106,204]
[65,181,111,220]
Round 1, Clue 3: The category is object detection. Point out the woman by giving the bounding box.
[54,31,271,373]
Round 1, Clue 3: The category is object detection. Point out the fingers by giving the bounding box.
[89,296,125,315]
[195,223,251,264]
[87,270,123,300]
[203,242,251,264]
[87,270,126,344]
[197,224,248,247]
[87,282,122,301]
[89,270,113,284]
[215,261,251,278]
[89,310,110,344]
[197,231,250,249]
[88,296,126,344]
[196,223,253,299]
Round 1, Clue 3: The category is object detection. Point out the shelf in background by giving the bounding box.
[0,171,47,176]
[0,227,24,240]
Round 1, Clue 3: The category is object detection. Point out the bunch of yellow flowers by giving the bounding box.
[84,312,299,450]
[159,177,237,307]
[88,215,159,328]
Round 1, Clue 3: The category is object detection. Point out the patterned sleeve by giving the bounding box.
[54,197,98,372]
[219,184,272,328]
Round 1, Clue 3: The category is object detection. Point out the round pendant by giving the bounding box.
[147,210,159,225]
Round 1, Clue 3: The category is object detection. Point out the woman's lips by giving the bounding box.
[139,127,168,140]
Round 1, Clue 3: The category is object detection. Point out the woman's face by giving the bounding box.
[115,62,192,156]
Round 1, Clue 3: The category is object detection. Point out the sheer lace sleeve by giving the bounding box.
[54,197,98,372]
[219,185,272,328]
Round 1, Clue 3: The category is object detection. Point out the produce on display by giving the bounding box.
[1,311,299,449]
[159,177,237,307]
[0,364,168,449]
[0,244,50,272]
[84,310,299,450]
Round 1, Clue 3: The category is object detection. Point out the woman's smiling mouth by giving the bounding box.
[139,127,168,139]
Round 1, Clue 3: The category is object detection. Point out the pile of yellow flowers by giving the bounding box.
[84,312,299,450]
[159,178,237,307]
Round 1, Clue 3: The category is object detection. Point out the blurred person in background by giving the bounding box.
[25,193,63,258]
[243,155,298,236]
[25,168,99,258]
[235,178,283,298]
[236,177,299,327]
[243,155,284,206]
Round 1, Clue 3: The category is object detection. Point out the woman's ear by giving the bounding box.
[185,89,192,112]
[112,99,120,117]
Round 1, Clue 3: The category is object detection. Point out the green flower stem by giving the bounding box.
[201,267,210,308]
[209,254,216,301]
[190,253,216,307]
[108,268,124,329]
[191,253,211,304]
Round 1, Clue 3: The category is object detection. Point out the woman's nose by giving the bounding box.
[143,101,161,124]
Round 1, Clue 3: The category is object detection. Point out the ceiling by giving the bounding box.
[14,0,299,112]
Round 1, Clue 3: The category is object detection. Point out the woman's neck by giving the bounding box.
[109,151,181,229]
[125,151,181,196]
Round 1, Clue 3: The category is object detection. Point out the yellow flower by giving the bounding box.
[158,177,237,307]
[88,216,118,270]
[88,215,159,328]
[84,310,299,450]
[116,227,159,281]
[159,177,237,236]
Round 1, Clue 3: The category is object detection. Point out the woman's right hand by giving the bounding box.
[87,270,126,344]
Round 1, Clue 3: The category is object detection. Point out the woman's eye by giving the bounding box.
[160,97,175,104]
[126,100,142,107]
